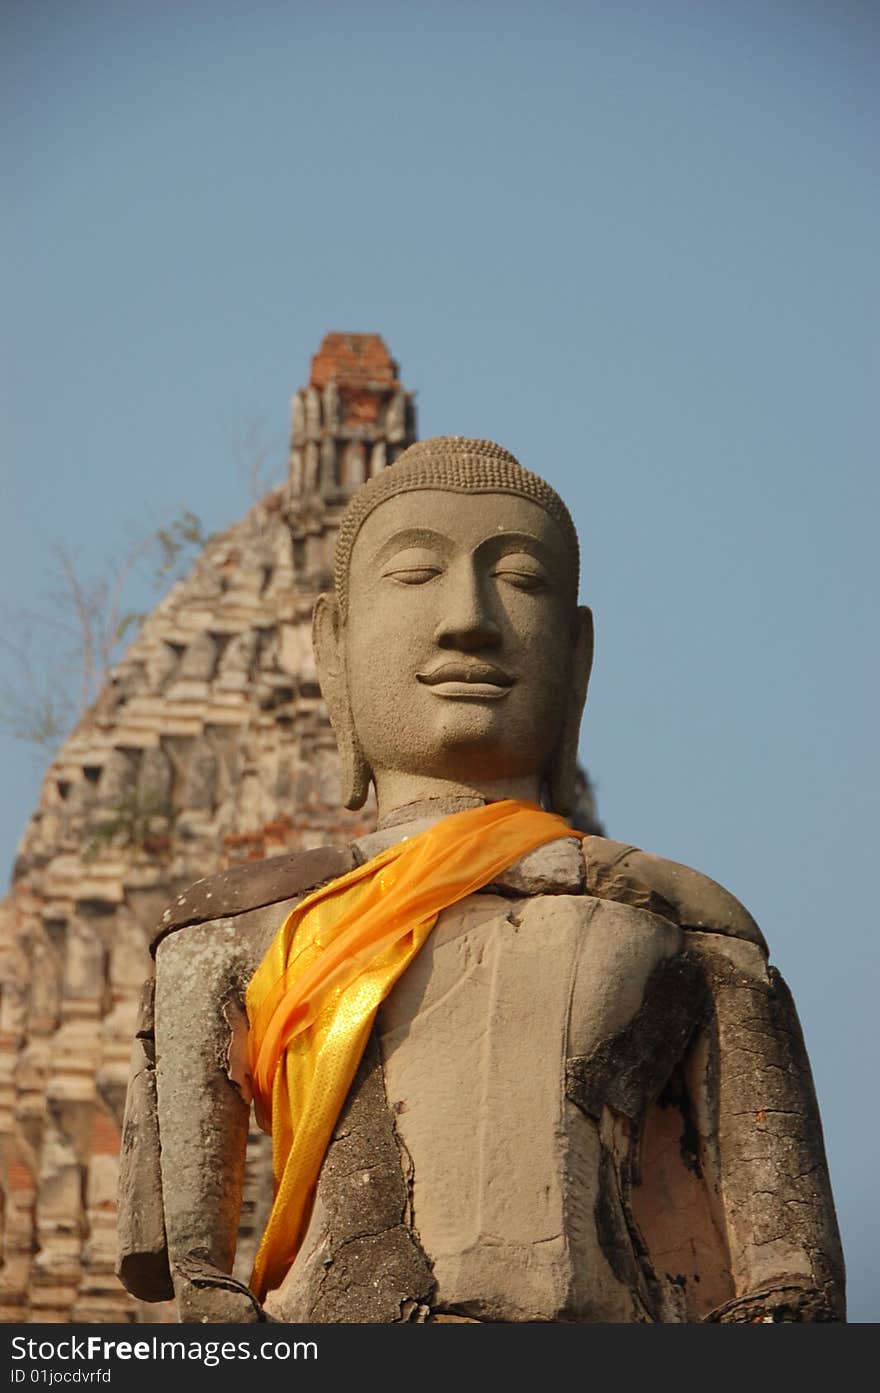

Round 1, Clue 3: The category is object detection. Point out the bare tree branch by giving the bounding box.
[1,509,214,752]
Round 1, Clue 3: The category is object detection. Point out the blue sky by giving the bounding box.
[2,0,877,1319]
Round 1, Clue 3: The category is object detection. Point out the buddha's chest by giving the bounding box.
[375,892,692,1321]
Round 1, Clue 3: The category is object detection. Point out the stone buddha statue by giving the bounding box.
[118,437,845,1323]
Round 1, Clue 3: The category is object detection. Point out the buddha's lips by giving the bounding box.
[417,661,515,698]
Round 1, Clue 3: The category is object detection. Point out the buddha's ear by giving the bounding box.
[548,606,594,817]
[312,594,372,810]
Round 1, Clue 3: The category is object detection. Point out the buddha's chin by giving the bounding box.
[419,718,551,785]
[430,704,506,750]
[358,697,558,791]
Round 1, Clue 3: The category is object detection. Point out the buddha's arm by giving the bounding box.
[117,847,356,1319]
[582,836,845,1321]
[685,930,846,1322]
[116,946,257,1321]
[153,919,262,1321]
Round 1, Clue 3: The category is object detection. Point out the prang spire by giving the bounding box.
[289,333,417,505]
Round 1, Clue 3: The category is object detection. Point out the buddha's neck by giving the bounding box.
[373,771,543,826]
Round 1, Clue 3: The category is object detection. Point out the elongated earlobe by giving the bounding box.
[312,594,372,810]
[548,606,593,816]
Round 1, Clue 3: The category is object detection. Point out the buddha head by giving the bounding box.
[313,437,593,817]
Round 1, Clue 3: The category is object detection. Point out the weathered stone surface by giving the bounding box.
[565,953,709,1124]
[354,816,584,894]
[180,741,218,811]
[583,836,766,948]
[688,931,844,1321]
[116,1032,172,1303]
[631,1063,734,1319]
[171,1251,263,1323]
[153,845,356,948]
[148,893,308,1319]
[264,1035,434,1323]
[136,747,173,805]
[707,1282,839,1323]
[377,893,677,1321]
[154,923,254,1280]
[491,833,585,896]
[98,749,138,805]
[176,632,218,683]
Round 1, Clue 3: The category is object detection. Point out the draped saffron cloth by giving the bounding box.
[245,798,585,1301]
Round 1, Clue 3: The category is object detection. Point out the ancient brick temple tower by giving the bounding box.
[0,335,419,1321]
[0,334,600,1323]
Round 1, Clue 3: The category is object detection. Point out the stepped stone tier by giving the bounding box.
[0,335,602,1323]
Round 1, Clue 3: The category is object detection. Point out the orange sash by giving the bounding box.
[245,799,583,1300]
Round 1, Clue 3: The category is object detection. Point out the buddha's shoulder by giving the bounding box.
[581,834,766,950]
[149,833,765,956]
[151,843,356,955]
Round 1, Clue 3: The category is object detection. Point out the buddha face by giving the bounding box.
[314,487,592,814]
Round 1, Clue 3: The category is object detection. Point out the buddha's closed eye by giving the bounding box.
[383,566,442,584]
[381,548,444,584]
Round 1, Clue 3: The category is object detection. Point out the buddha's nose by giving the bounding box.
[433,566,501,651]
